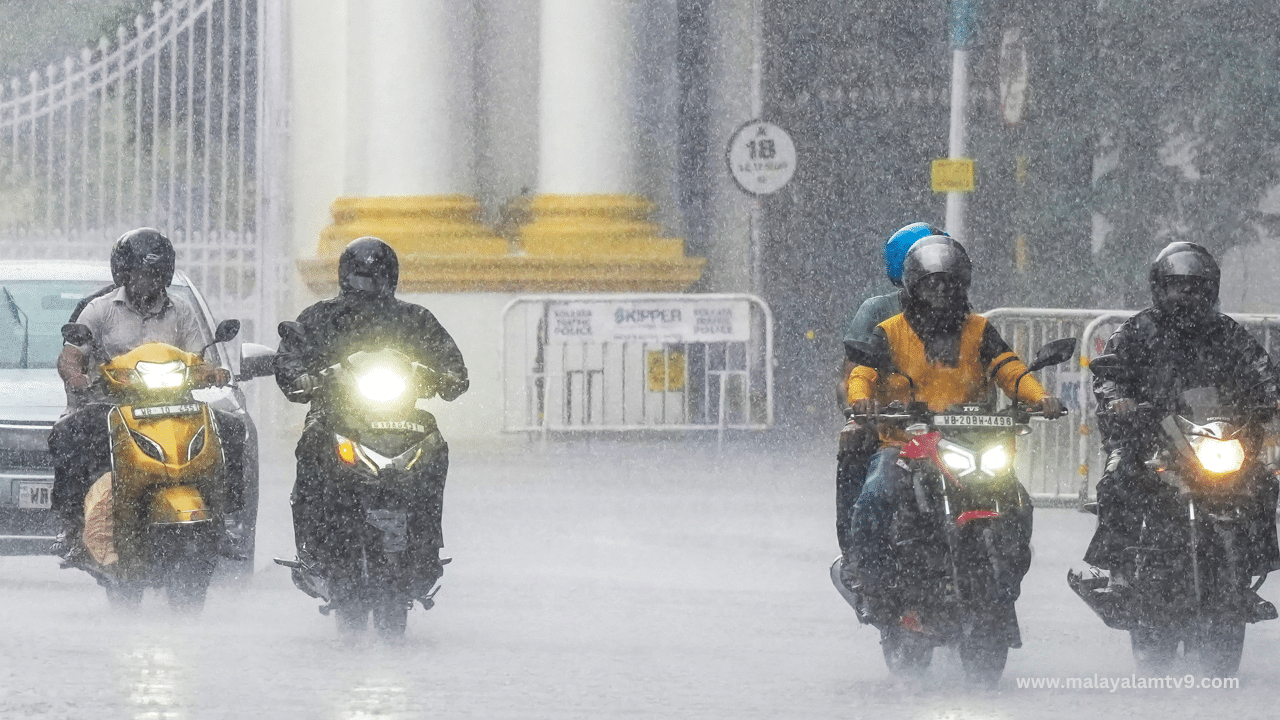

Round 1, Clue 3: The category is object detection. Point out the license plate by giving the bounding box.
[133,403,201,419]
[934,415,1013,427]
[18,482,52,509]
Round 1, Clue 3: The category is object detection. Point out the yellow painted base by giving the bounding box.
[302,193,706,294]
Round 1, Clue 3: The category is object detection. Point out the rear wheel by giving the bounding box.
[165,560,213,613]
[1130,627,1180,674]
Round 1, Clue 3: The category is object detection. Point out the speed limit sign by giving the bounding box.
[726,120,797,195]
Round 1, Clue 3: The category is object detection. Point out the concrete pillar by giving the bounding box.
[315,0,505,263]
[515,0,703,289]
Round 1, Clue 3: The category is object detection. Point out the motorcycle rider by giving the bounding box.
[835,222,946,587]
[48,228,244,558]
[1084,241,1280,616]
[274,236,468,602]
[847,235,1065,625]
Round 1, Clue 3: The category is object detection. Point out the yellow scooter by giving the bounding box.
[61,320,241,611]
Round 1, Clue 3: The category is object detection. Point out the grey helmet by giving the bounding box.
[338,236,399,298]
[1149,241,1219,316]
[901,235,972,302]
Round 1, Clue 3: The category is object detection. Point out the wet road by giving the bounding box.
[3,440,1280,719]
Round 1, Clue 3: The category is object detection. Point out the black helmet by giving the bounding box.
[110,227,175,287]
[901,235,971,302]
[338,236,399,298]
[1149,241,1219,316]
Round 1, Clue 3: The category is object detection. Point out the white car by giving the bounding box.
[0,260,274,569]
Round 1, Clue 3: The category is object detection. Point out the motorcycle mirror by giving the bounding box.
[1028,338,1077,372]
[61,322,92,346]
[278,320,307,345]
[1087,353,1127,381]
[214,319,241,344]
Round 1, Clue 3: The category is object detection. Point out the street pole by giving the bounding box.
[946,0,975,243]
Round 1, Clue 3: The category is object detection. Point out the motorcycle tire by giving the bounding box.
[1130,627,1180,674]
[106,582,144,609]
[373,596,410,640]
[165,558,214,613]
[1191,621,1246,676]
[880,626,933,674]
[336,600,371,636]
[959,633,1009,685]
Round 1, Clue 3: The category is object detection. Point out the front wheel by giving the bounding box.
[959,633,1009,685]
[1130,627,1180,674]
[106,582,144,609]
[1191,621,1246,676]
[373,597,410,639]
[880,626,933,674]
[335,599,371,636]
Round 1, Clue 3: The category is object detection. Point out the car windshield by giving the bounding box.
[0,281,215,370]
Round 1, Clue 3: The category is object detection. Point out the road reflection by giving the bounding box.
[334,675,411,720]
[116,643,185,720]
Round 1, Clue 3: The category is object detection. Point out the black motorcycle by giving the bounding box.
[832,338,1075,683]
[1070,353,1279,675]
[274,321,453,639]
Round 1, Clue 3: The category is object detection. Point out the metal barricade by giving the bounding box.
[984,308,1280,505]
[502,294,774,439]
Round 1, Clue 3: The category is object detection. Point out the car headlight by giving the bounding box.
[356,367,407,403]
[1190,436,1245,474]
[135,360,187,389]
[980,445,1012,475]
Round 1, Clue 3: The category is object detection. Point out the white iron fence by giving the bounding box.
[502,294,774,439]
[984,308,1280,505]
[0,0,282,343]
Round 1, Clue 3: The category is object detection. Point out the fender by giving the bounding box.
[956,509,1000,528]
[150,485,210,525]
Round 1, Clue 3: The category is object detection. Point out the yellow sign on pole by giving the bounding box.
[931,158,975,193]
[646,350,686,392]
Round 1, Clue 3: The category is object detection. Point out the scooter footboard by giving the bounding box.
[150,485,211,525]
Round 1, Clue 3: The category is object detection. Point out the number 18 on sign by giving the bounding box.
[727,120,797,195]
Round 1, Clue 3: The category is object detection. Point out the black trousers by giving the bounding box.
[49,403,247,521]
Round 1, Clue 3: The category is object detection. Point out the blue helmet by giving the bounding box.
[884,222,947,287]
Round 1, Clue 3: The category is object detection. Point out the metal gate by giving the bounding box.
[985,308,1280,504]
[502,294,774,438]
[0,0,283,342]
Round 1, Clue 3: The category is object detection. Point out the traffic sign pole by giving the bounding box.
[946,0,975,244]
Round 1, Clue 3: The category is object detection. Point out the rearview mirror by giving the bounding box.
[278,320,307,346]
[1087,353,1127,382]
[1027,338,1077,372]
[61,322,92,346]
[237,342,277,381]
[214,319,241,344]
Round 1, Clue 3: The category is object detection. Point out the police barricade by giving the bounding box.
[501,294,774,440]
[984,308,1280,505]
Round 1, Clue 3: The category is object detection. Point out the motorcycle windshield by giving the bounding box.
[1174,386,1233,424]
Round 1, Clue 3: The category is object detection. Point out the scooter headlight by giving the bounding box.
[1190,436,1245,474]
[135,360,187,389]
[356,367,407,403]
[980,445,1012,475]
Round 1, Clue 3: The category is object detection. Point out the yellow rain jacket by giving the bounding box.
[847,313,1049,444]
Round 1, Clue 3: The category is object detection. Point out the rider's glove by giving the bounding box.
[1107,397,1138,416]
[1036,396,1066,419]
[849,398,876,418]
[65,373,91,392]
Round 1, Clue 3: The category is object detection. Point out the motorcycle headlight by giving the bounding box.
[356,367,407,403]
[1190,436,1245,474]
[135,360,187,389]
[940,443,976,475]
[980,445,1012,475]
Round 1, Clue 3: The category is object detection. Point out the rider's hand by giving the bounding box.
[1036,396,1066,419]
[65,374,91,392]
[850,398,876,418]
[1107,398,1138,416]
[212,368,231,387]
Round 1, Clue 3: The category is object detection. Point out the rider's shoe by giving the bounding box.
[1242,588,1278,622]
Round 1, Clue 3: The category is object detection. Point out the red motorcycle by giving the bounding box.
[831,338,1075,683]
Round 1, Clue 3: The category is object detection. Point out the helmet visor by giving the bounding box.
[1156,251,1218,281]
